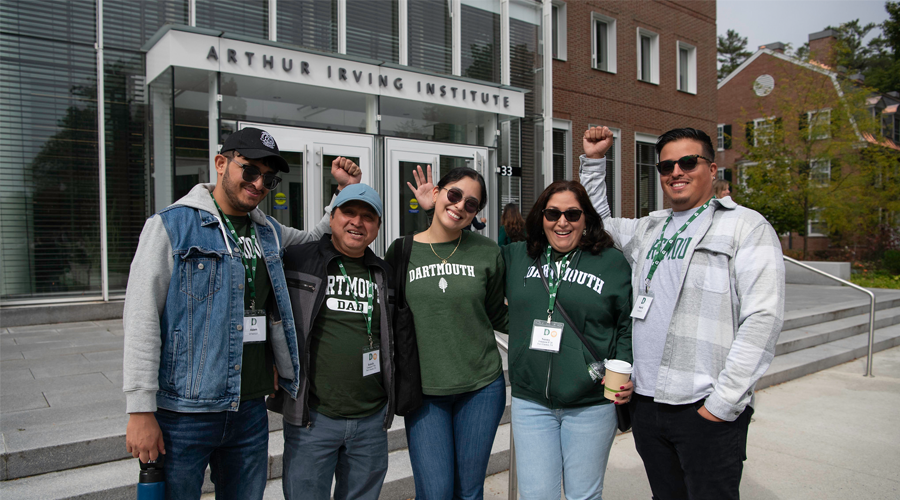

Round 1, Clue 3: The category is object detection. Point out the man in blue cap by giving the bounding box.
[122,126,362,499]
[271,184,397,500]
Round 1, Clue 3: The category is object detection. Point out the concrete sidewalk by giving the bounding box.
[485,344,900,500]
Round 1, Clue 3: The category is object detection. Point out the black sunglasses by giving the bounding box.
[543,208,583,222]
[655,154,712,176]
[230,158,282,190]
[442,187,480,214]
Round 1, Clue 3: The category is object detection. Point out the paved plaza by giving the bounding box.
[1,283,899,498]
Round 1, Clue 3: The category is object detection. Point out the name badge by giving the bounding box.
[530,320,564,353]
[362,345,381,377]
[630,294,654,320]
[243,310,267,343]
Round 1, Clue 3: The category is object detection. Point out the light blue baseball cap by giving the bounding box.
[332,183,383,218]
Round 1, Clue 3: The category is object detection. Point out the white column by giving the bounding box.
[542,0,553,189]
[152,77,174,211]
[451,0,461,75]
[338,0,347,54]
[208,73,219,184]
[268,0,277,41]
[189,0,196,26]
[501,0,510,85]
[366,95,378,134]
[399,0,408,65]
[96,0,109,301]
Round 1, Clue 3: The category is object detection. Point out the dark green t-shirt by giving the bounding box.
[228,216,274,401]
[386,232,508,396]
[308,257,386,419]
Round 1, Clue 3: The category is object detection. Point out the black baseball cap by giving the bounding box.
[221,127,290,173]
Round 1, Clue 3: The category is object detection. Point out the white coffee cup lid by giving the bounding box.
[606,359,633,374]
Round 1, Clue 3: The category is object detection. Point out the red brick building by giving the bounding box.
[717,31,846,253]
[550,0,718,217]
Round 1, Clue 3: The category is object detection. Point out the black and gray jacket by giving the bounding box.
[266,234,396,430]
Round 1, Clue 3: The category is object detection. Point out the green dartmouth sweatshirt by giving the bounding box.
[501,242,633,409]
[387,232,508,396]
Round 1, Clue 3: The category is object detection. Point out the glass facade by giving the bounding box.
[0,0,544,305]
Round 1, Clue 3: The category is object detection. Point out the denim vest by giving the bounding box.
[155,205,301,412]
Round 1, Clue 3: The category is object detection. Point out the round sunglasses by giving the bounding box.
[230,158,282,190]
[655,154,712,176]
[542,208,583,222]
[442,187,480,214]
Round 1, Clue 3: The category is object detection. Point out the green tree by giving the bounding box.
[829,3,900,93]
[717,29,752,81]
[737,61,884,259]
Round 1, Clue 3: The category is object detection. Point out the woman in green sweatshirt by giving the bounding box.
[501,180,633,500]
[386,167,508,500]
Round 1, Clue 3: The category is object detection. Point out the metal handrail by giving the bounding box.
[494,332,517,500]
[784,256,876,377]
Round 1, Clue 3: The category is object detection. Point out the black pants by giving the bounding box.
[630,394,752,500]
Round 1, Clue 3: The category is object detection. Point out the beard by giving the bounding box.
[221,164,261,213]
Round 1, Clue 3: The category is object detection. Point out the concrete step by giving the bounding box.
[759,323,900,390]
[776,306,900,356]
[0,346,511,482]
[781,292,900,331]
[0,420,513,500]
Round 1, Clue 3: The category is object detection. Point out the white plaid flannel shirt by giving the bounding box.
[580,156,785,421]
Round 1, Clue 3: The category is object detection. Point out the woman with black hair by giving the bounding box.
[501,180,633,500]
[386,166,508,500]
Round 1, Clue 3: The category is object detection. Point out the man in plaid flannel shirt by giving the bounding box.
[579,126,785,500]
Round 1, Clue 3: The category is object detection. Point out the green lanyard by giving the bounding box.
[337,258,375,348]
[211,194,259,309]
[543,245,573,322]
[643,197,715,293]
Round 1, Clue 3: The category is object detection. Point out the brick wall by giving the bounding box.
[553,0,718,216]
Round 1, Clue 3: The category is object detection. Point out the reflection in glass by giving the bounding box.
[262,151,304,230]
[346,0,398,63]
[461,0,501,83]
[220,74,367,133]
[195,0,267,39]
[380,97,494,146]
[408,0,451,74]
[278,0,337,53]
[398,161,432,236]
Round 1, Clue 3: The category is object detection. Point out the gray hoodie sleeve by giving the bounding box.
[122,215,173,413]
[280,194,337,248]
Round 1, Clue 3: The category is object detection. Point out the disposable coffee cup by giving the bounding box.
[603,360,633,401]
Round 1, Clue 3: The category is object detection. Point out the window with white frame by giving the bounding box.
[717,124,733,151]
[551,1,567,60]
[753,117,776,146]
[676,41,697,94]
[636,28,659,84]
[810,159,831,186]
[591,13,616,73]
[806,109,832,140]
[808,208,827,236]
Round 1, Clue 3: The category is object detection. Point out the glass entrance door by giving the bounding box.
[239,122,374,232]
[384,138,490,244]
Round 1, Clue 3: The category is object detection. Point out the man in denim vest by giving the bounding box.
[122,127,361,499]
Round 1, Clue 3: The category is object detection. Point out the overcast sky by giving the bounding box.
[717,0,892,55]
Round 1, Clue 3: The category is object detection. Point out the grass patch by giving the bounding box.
[850,270,900,289]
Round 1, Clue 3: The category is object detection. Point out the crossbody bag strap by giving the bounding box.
[396,235,415,306]
[536,257,602,362]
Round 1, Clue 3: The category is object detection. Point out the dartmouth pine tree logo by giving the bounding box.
[439,278,448,293]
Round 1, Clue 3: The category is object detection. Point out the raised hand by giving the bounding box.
[583,126,614,159]
[406,164,435,211]
[331,156,362,189]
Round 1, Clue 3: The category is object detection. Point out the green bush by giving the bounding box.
[884,250,900,275]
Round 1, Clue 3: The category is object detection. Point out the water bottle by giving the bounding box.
[137,454,165,500]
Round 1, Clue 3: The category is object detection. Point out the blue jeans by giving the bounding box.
[282,407,389,500]
[404,374,506,500]
[510,397,617,500]
[154,398,269,500]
